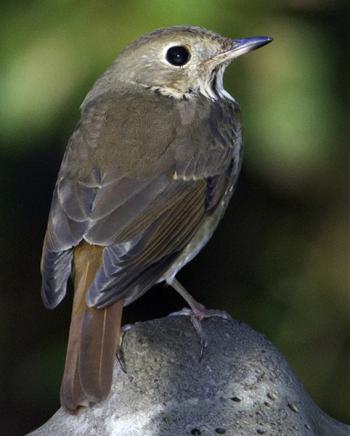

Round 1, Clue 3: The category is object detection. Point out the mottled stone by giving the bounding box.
[29,315,349,436]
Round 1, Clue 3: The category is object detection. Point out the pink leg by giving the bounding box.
[169,278,231,356]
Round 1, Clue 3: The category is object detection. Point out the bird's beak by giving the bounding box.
[229,36,273,58]
[209,36,273,66]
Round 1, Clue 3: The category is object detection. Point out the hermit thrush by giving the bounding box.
[40,25,272,412]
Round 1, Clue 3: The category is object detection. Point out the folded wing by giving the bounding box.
[41,90,240,310]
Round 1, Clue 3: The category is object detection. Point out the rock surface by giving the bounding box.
[29,315,349,436]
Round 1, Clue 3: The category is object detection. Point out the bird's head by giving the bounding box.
[112,26,272,100]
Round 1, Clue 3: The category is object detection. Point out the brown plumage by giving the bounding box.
[60,243,124,411]
[40,26,271,412]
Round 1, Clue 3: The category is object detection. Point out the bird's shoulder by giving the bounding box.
[59,86,241,182]
[60,87,180,180]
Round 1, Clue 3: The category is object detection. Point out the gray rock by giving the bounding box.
[29,315,349,436]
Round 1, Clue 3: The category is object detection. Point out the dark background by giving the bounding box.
[0,1,348,434]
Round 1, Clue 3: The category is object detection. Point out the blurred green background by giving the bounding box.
[0,0,348,434]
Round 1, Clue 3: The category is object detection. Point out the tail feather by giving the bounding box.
[79,300,124,402]
[60,243,124,412]
[59,311,86,410]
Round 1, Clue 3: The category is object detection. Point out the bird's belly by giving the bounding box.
[162,176,236,284]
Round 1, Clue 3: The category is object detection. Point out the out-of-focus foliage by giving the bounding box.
[0,1,348,434]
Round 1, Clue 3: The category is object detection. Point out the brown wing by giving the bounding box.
[87,178,209,308]
[41,89,241,309]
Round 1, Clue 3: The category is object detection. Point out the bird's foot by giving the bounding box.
[168,306,231,359]
[116,324,133,374]
[168,278,231,358]
[116,348,127,373]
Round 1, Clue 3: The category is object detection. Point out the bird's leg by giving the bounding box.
[168,278,231,357]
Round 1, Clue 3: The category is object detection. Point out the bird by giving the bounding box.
[40,25,272,412]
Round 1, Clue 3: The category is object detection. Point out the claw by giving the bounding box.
[167,278,231,359]
[168,306,230,360]
[116,348,127,373]
[116,326,129,374]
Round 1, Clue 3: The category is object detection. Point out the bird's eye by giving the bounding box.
[166,46,191,66]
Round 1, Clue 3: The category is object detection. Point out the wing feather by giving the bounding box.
[41,89,241,308]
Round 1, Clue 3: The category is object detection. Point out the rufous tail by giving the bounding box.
[60,243,124,412]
